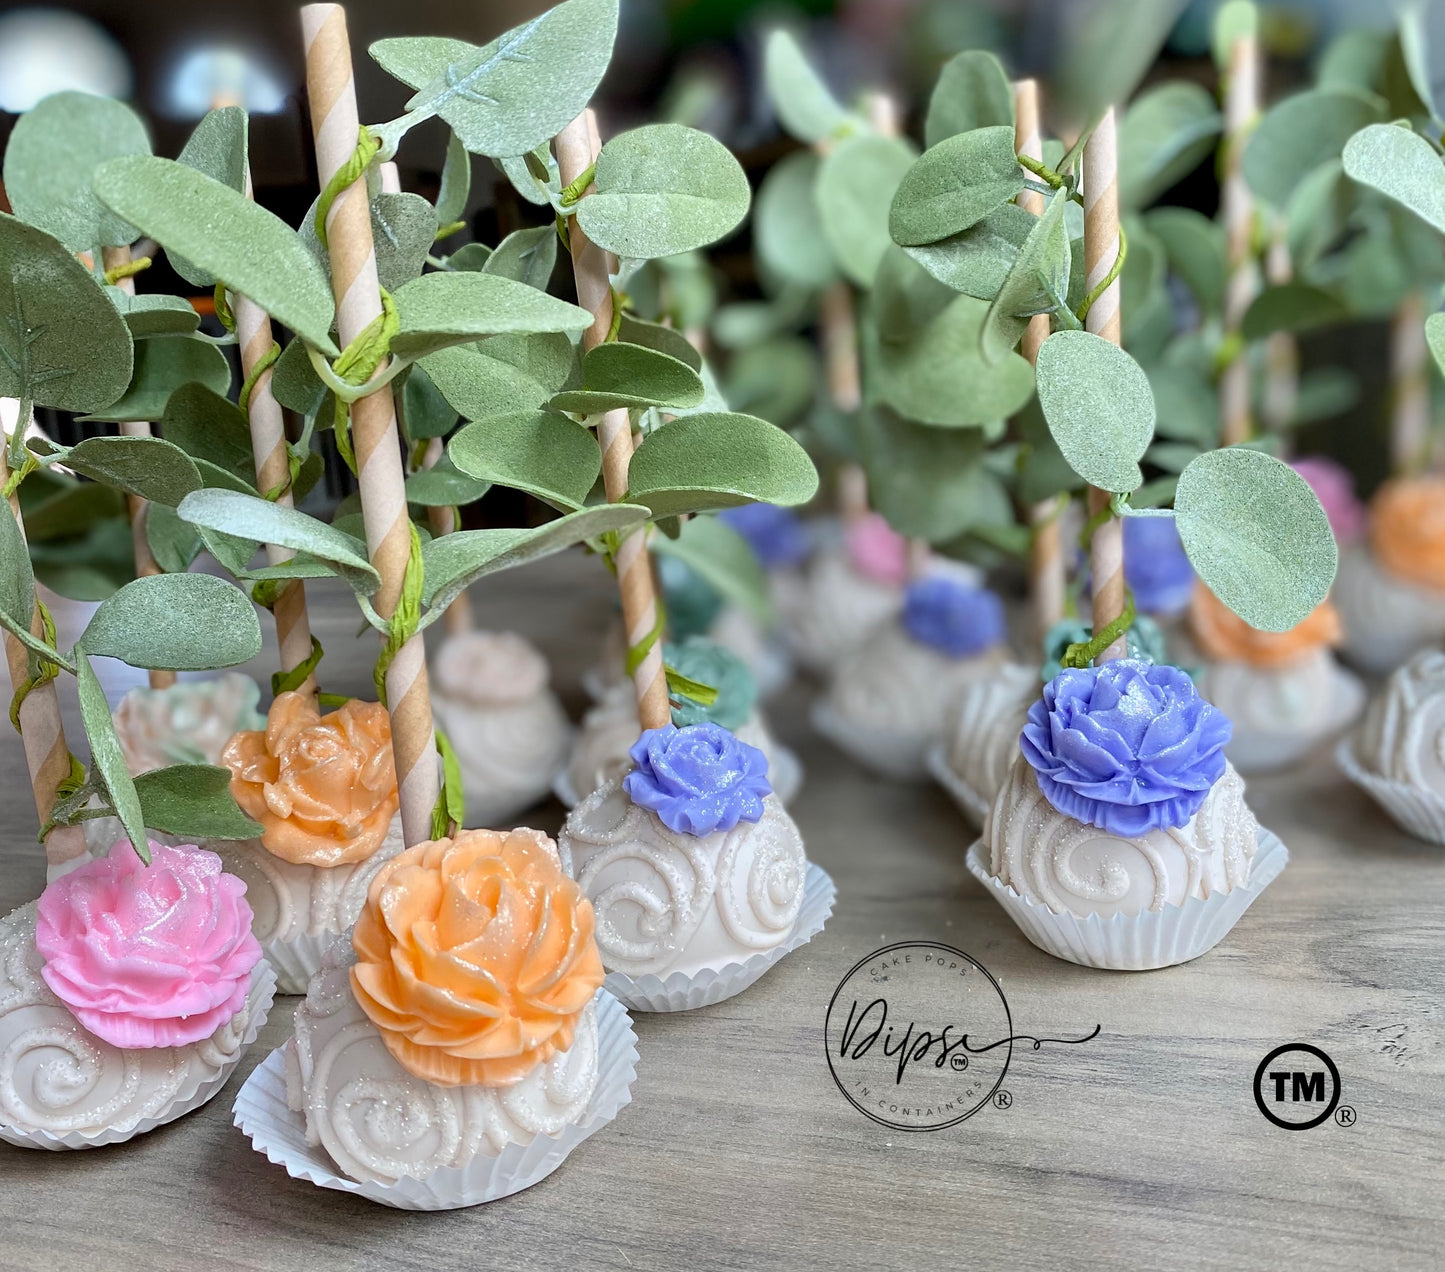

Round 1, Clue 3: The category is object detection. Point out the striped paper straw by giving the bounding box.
[1220,29,1260,447]
[302,3,438,847]
[1390,291,1430,475]
[1260,227,1298,433]
[1083,108,1127,663]
[555,110,671,731]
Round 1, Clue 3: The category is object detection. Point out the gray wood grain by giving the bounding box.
[2,552,1442,1271]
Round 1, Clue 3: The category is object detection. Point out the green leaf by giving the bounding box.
[271,337,328,418]
[1118,81,1221,211]
[76,649,148,860]
[1343,122,1445,235]
[301,190,436,295]
[133,764,261,840]
[981,187,1072,364]
[405,458,491,506]
[723,338,817,428]
[372,0,620,158]
[754,151,837,290]
[420,331,579,420]
[626,412,819,519]
[763,28,856,144]
[435,129,472,227]
[1401,3,1445,123]
[1426,311,1445,380]
[617,313,702,371]
[1148,363,1217,446]
[420,503,649,620]
[3,91,150,251]
[176,488,380,594]
[53,435,203,506]
[651,514,771,624]
[1243,87,1386,210]
[400,364,460,440]
[874,292,1034,426]
[481,225,557,290]
[924,50,1014,149]
[162,381,255,480]
[448,409,600,510]
[1211,0,1258,69]
[1319,29,1392,96]
[576,123,751,261]
[0,501,52,664]
[93,156,339,355]
[169,106,249,286]
[21,481,125,542]
[889,126,1024,248]
[1241,283,1350,341]
[1035,329,1155,493]
[1174,448,1337,631]
[0,213,134,413]
[80,334,231,423]
[1145,207,1225,315]
[146,503,202,574]
[550,341,705,414]
[817,133,918,287]
[108,290,202,339]
[494,148,560,208]
[77,573,261,670]
[1056,0,1189,124]
[446,243,493,271]
[390,270,592,360]
[902,202,1037,301]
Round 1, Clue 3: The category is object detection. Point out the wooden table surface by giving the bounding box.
[2,552,1442,1272]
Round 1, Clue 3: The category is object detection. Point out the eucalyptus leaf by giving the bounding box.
[1319,29,1392,96]
[617,313,703,371]
[1056,0,1189,125]
[1342,122,1445,236]
[419,331,579,419]
[4,91,150,251]
[1035,329,1155,493]
[1148,363,1218,446]
[76,650,148,860]
[80,334,231,423]
[1242,87,1385,210]
[78,573,261,670]
[108,291,202,339]
[1426,310,1445,379]
[764,28,856,144]
[169,106,249,286]
[651,514,771,624]
[723,338,816,427]
[0,501,52,664]
[405,457,491,506]
[889,126,1024,248]
[448,409,600,510]
[53,435,202,507]
[390,270,592,359]
[21,481,126,542]
[1401,2,1445,123]
[1286,161,1353,271]
[133,764,261,840]
[816,134,918,288]
[146,503,202,574]
[446,243,493,271]
[626,412,818,519]
[754,151,837,290]
[550,341,704,414]
[301,190,436,294]
[162,381,255,480]
[93,157,339,354]
[1240,283,1350,341]
[902,202,1036,301]
[1119,81,1221,211]
[400,364,459,440]
[481,225,557,289]
[981,188,1071,364]
[1145,206,1226,315]
[924,50,1014,148]
[1174,448,1336,631]
[495,147,560,207]
[271,337,328,418]
[1211,0,1258,69]
[435,129,472,227]
[576,123,751,261]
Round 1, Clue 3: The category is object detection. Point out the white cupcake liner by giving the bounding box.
[604,863,835,1012]
[261,932,336,996]
[1336,736,1445,846]
[233,988,638,1210]
[964,829,1289,971]
[810,698,932,782]
[552,742,804,811]
[1220,667,1367,774]
[925,742,991,828]
[0,961,277,1150]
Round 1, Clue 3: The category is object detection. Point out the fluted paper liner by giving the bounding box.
[0,961,277,1150]
[811,698,932,782]
[965,828,1289,971]
[1336,735,1445,846]
[926,742,991,827]
[605,862,835,1012]
[234,988,638,1210]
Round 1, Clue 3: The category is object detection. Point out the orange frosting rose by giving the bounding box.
[1190,583,1342,669]
[221,692,398,868]
[1371,476,1445,590]
[350,828,603,1088]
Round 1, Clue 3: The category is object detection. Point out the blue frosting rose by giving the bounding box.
[1020,659,1231,836]
[624,723,772,836]
[718,503,812,570]
[1123,516,1196,617]
[664,637,756,731]
[902,576,1005,658]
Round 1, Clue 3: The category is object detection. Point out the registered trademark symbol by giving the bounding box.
[1335,1105,1356,1127]
[993,1089,1012,1110]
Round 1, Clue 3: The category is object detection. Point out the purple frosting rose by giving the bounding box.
[1020,659,1231,836]
[902,576,1005,658]
[718,503,812,570]
[1123,516,1195,617]
[624,723,772,836]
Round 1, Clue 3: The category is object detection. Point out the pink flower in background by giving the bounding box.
[35,841,261,1049]
[1290,456,1364,543]
[845,514,909,586]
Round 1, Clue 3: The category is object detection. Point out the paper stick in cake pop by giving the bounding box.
[302,2,439,845]
[555,109,671,731]
[1083,107,1128,663]
[1390,290,1430,475]
[1219,15,1260,447]
[1260,226,1298,433]
[1014,77,1066,642]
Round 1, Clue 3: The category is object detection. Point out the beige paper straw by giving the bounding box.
[1390,290,1430,475]
[1083,108,1127,663]
[102,244,176,691]
[302,2,438,846]
[1,421,90,873]
[1260,226,1298,433]
[1015,78,1065,643]
[1220,30,1260,447]
[555,110,670,731]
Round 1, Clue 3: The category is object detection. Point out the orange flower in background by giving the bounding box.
[1190,583,1342,669]
[221,692,398,868]
[350,828,603,1088]
[1371,476,1445,590]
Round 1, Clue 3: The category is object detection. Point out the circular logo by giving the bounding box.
[1252,1044,1341,1130]
[824,942,1012,1132]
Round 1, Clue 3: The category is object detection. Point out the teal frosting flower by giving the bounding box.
[665,637,756,731]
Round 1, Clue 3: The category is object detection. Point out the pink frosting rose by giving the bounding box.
[35,841,262,1049]
[1290,456,1364,543]
[845,513,909,586]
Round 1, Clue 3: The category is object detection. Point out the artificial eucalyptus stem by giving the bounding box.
[555,109,671,732]
[0,424,89,875]
[1082,107,1128,663]
[101,243,176,692]
[1219,25,1260,447]
[1390,290,1430,475]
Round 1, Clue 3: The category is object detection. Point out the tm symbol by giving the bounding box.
[1335,1106,1356,1127]
[994,1090,1012,1110]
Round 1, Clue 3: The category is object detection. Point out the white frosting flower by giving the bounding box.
[433,631,549,707]
[113,673,263,776]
